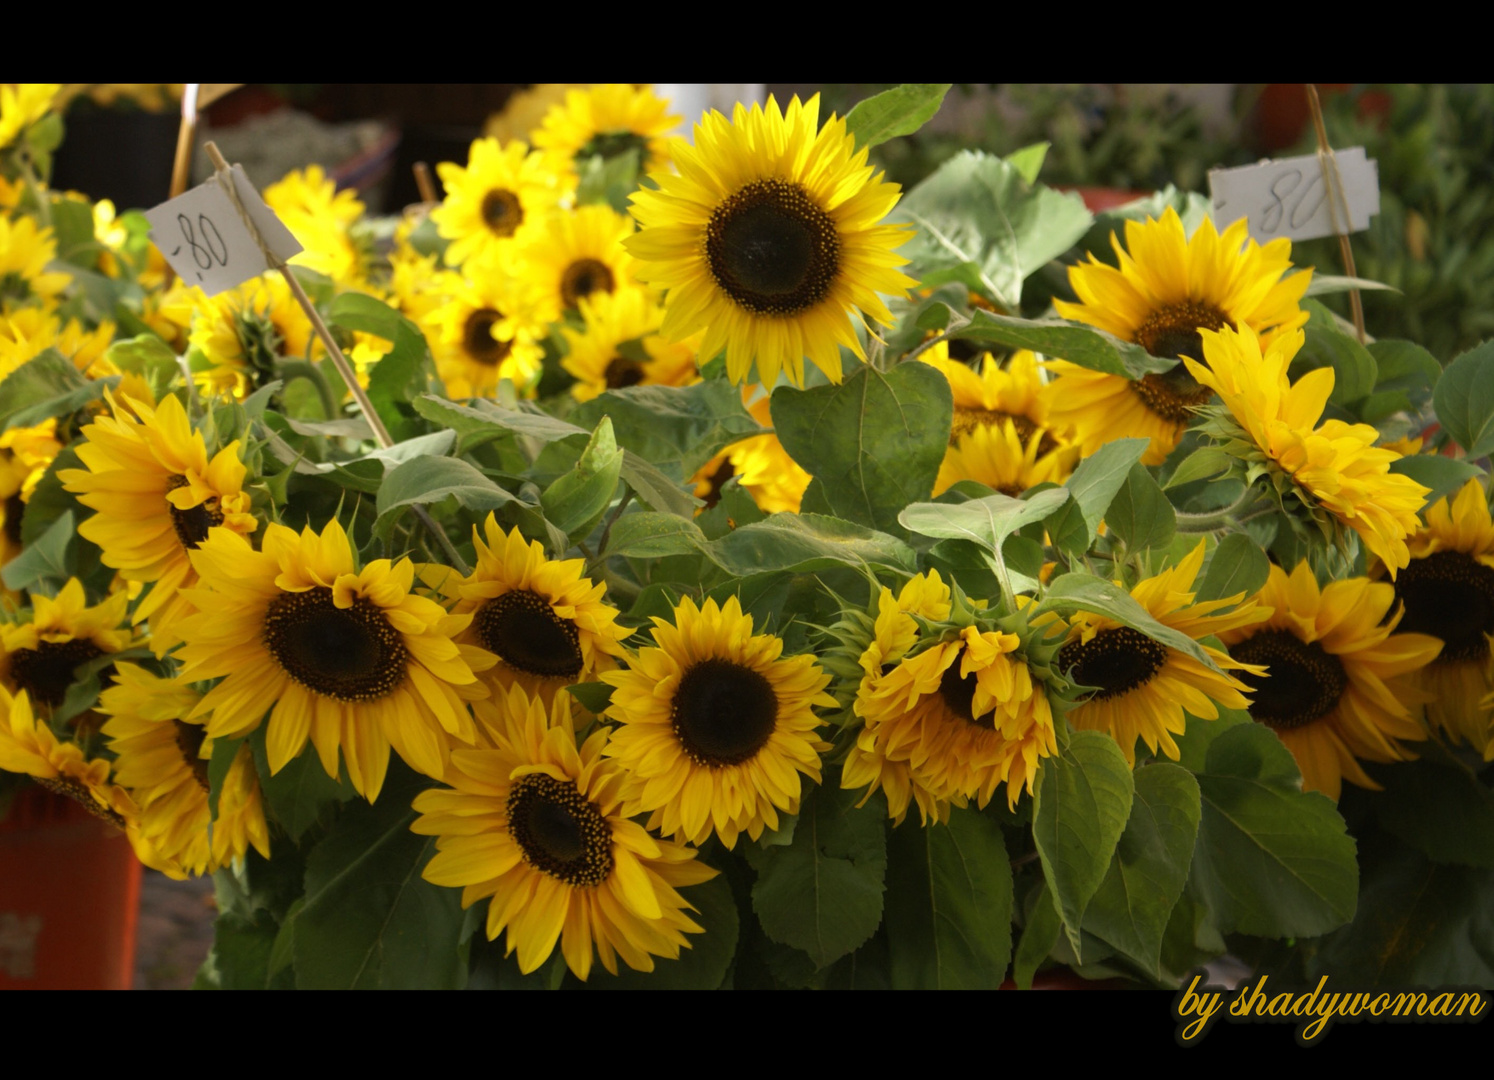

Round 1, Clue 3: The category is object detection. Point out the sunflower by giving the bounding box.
[1054,541,1274,765]
[0,84,58,149]
[1379,479,1494,760]
[601,595,834,848]
[422,267,547,398]
[1044,209,1311,465]
[934,417,1080,498]
[517,203,642,324]
[689,389,811,514]
[560,288,700,402]
[0,214,71,312]
[187,271,316,398]
[625,94,916,389]
[264,165,369,286]
[445,516,631,703]
[1184,323,1430,576]
[0,578,138,710]
[1218,562,1442,799]
[922,347,1060,447]
[0,685,135,829]
[432,138,563,271]
[173,518,492,802]
[484,84,585,145]
[415,684,716,979]
[99,662,269,876]
[531,83,680,182]
[59,391,257,651]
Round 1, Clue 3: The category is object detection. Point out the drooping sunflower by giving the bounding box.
[1376,478,1494,760]
[517,203,642,324]
[59,391,257,651]
[99,662,269,876]
[173,518,493,802]
[625,94,916,389]
[689,388,811,515]
[1054,541,1274,765]
[560,288,700,402]
[432,138,563,270]
[0,684,135,828]
[422,268,547,398]
[415,684,716,981]
[531,83,680,183]
[187,271,316,398]
[1184,323,1430,576]
[0,213,71,312]
[0,578,138,710]
[445,516,631,704]
[602,595,835,848]
[1044,209,1312,465]
[1218,562,1442,799]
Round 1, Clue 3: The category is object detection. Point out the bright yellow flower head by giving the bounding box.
[432,138,563,270]
[0,684,136,828]
[934,417,1080,498]
[517,203,643,325]
[1184,323,1430,577]
[264,165,368,286]
[187,271,317,398]
[626,94,916,389]
[561,288,700,402]
[0,578,138,710]
[0,214,71,311]
[532,83,680,182]
[0,84,58,148]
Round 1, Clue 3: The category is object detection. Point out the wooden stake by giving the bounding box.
[413,161,438,205]
[1305,84,1367,344]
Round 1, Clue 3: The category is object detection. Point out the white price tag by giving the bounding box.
[1208,148,1380,244]
[144,165,302,296]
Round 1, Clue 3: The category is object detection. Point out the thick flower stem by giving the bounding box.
[1174,491,1270,534]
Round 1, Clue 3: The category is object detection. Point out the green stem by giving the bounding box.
[278,360,338,421]
[1174,490,1267,533]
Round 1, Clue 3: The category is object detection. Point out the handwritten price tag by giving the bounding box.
[143,165,302,296]
[1208,148,1380,244]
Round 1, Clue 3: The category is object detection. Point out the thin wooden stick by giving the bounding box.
[201,141,471,575]
[1305,84,1366,344]
[413,161,438,205]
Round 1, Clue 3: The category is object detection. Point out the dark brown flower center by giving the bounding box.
[938,654,994,729]
[507,773,613,887]
[476,590,584,680]
[604,357,645,389]
[165,474,224,551]
[1129,366,1216,425]
[1135,301,1231,363]
[1058,627,1169,700]
[262,586,408,701]
[560,259,615,309]
[174,719,210,792]
[1231,629,1348,730]
[480,188,523,238]
[463,308,512,367]
[699,458,735,511]
[950,407,1050,451]
[672,658,778,767]
[36,775,126,830]
[9,638,106,708]
[3,492,23,546]
[1393,550,1494,664]
[706,178,840,317]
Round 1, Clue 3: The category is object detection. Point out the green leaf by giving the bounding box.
[1389,455,1483,506]
[1164,446,1231,490]
[373,455,517,543]
[844,84,951,150]
[1106,461,1177,553]
[211,909,290,990]
[1362,339,1440,421]
[410,395,518,456]
[900,487,1070,554]
[706,513,916,576]
[603,511,708,560]
[562,681,614,715]
[952,309,1172,379]
[1372,757,1494,868]
[1434,340,1494,457]
[1295,322,1378,408]
[1304,274,1399,297]
[327,292,434,443]
[884,806,1014,989]
[1047,438,1150,554]
[1083,763,1201,978]
[1013,881,1062,989]
[1032,731,1135,955]
[574,147,641,214]
[293,763,465,989]
[1004,142,1049,185]
[771,363,951,535]
[1197,532,1270,604]
[895,150,1092,309]
[102,334,181,403]
[1037,573,1219,671]
[570,381,760,479]
[0,348,106,432]
[0,509,74,593]
[1189,724,1359,938]
[580,873,737,989]
[747,784,888,969]
[251,729,356,843]
[540,415,622,539]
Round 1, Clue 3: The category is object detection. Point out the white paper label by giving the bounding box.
[144,165,302,296]
[1208,147,1380,244]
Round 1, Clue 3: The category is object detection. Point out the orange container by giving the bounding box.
[0,787,142,990]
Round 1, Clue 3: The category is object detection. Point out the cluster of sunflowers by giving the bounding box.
[2,82,1491,991]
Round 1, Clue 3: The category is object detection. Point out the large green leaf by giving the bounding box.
[1189,724,1359,938]
[950,309,1172,379]
[708,513,916,576]
[293,763,466,989]
[1083,763,1201,978]
[771,363,950,535]
[1106,461,1177,553]
[1196,532,1270,604]
[1045,437,1150,555]
[1434,340,1494,458]
[327,292,435,443]
[1012,881,1062,989]
[209,909,292,990]
[1032,731,1135,955]
[900,487,1071,553]
[579,873,738,990]
[884,806,1013,989]
[250,728,355,843]
[1371,756,1494,868]
[894,150,1092,310]
[1361,339,1440,421]
[1292,300,1378,408]
[570,381,760,479]
[1389,455,1484,507]
[540,416,622,539]
[0,347,106,432]
[747,784,888,969]
[844,84,951,150]
[373,455,517,542]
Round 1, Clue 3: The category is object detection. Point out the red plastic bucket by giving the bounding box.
[0,787,142,990]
